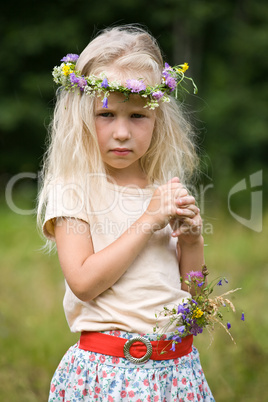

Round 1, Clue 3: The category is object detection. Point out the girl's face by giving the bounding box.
[94,92,156,185]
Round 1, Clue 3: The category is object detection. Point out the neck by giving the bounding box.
[105,166,149,189]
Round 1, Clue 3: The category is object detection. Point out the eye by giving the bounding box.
[98,112,113,117]
[131,113,145,119]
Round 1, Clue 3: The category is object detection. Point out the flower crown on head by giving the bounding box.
[52,53,198,110]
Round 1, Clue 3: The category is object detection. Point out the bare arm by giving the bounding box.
[179,235,205,293]
[54,177,188,301]
[55,213,155,301]
[169,195,205,293]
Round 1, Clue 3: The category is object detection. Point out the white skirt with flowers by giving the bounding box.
[48,330,214,402]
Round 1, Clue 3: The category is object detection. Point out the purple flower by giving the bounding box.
[187,271,204,283]
[188,271,203,279]
[241,312,245,321]
[172,335,182,343]
[61,53,79,63]
[102,96,108,108]
[183,304,191,314]
[126,79,146,93]
[227,322,231,330]
[177,303,190,315]
[69,73,87,91]
[177,325,185,334]
[177,305,186,314]
[192,299,198,305]
[77,77,87,90]
[170,342,176,352]
[217,279,223,286]
[101,78,109,88]
[166,76,177,91]
[197,282,204,287]
[190,321,203,336]
[69,73,78,85]
[162,63,172,79]
[152,90,164,100]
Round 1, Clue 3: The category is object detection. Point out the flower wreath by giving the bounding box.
[52,53,198,110]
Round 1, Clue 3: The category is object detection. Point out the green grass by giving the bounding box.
[0,203,78,401]
[195,212,268,401]
[0,201,267,401]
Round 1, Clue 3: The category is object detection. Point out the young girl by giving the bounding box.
[38,25,214,401]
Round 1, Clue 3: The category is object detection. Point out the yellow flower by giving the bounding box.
[192,308,204,319]
[181,63,189,73]
[176,63,189,74]
[62,65,72,76]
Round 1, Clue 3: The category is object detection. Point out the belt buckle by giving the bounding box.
[123,336,153,364]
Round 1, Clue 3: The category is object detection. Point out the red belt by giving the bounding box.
[79,332,193,364]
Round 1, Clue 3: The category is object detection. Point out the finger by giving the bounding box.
[172,222,202,237]
[175,187,188,198]
[171,222,191,237]
[181,216,202,229]
[176,195,196,206]
[166,177,180,185]
[176,207,199,218]
[176,209,193,218]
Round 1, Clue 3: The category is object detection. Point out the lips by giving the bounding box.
[111,148,131,156]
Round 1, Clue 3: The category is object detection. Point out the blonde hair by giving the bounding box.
[37,25,198,235]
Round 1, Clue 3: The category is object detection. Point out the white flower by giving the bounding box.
[109,80,121,90]
[162,96,170,103]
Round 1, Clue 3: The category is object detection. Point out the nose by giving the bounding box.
[113,118,131,141]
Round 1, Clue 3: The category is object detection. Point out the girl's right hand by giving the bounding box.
[145,177,188,231]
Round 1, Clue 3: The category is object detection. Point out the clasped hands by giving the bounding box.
[147,177,202,242]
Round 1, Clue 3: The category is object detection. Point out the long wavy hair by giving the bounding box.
[37,25,199,236]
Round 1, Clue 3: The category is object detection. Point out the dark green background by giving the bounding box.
[1,0,267,203]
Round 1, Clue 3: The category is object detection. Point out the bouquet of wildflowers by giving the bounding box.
[154,265,244,350]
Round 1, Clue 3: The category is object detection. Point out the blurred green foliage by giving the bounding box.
[1,0,267,199]
[0,201,267,401]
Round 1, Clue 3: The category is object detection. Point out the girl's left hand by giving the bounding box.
[169,195,202,242]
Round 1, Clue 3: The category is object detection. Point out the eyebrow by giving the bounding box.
[95,105,148,113]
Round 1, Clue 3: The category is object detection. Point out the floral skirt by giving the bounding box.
[48,331,214,402]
